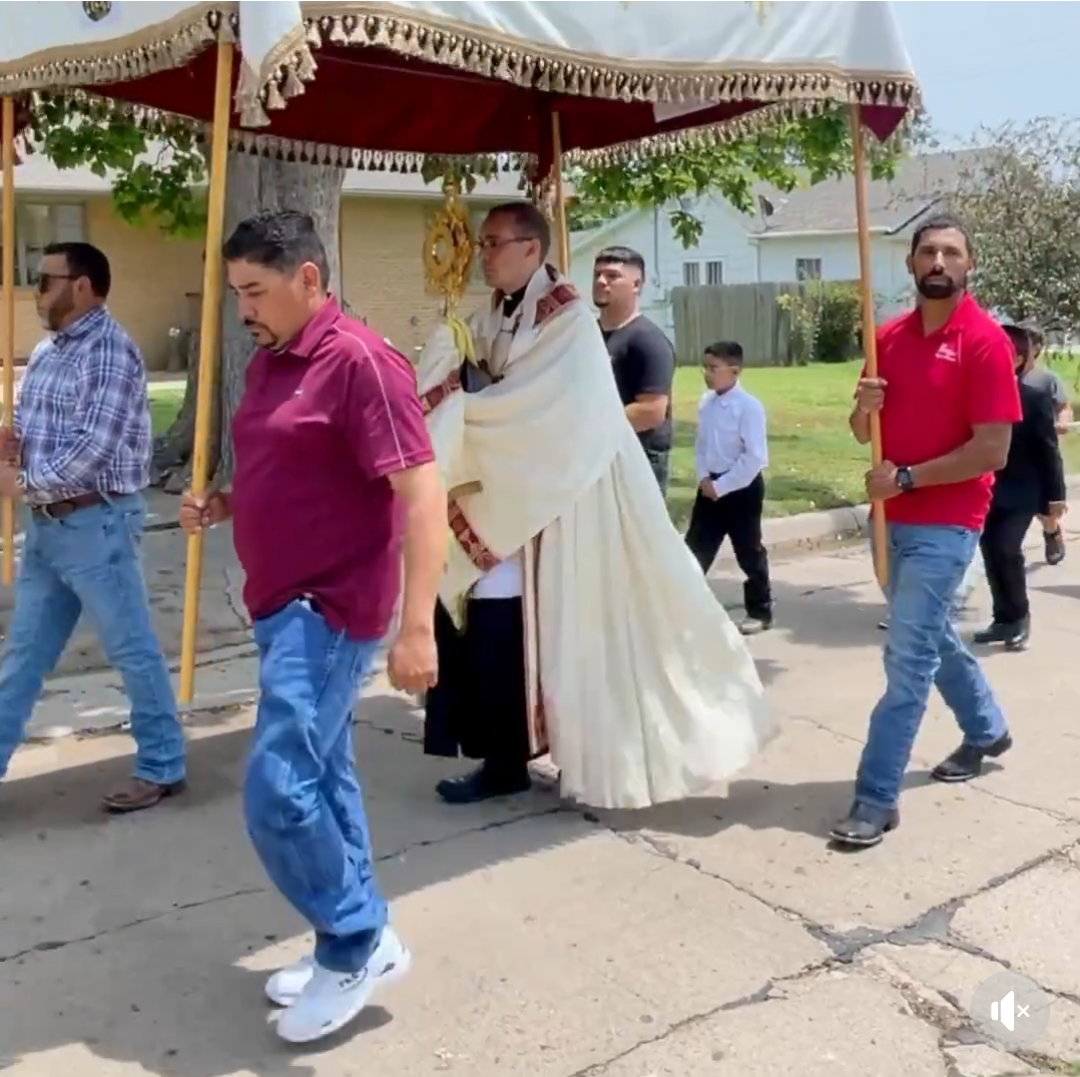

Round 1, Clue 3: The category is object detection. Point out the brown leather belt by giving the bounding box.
[32,492,111,521]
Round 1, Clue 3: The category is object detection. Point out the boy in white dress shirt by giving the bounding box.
[685,341,773,635]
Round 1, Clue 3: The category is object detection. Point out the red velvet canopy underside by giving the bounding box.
[90,44,910,171]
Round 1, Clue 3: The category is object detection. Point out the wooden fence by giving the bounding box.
[671,282,803,367]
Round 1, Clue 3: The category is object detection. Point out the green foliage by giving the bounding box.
[419,155,502,194]
[776,281,863,365]
[950,118,1080,329]
[814,283,863,362]
[27,93,207,237]
[567,103,924,247]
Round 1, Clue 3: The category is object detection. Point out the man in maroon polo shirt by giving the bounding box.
[830,213,1020,849]
[179,211,445,1044]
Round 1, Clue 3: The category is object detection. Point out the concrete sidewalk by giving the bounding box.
[4,517,1080,1074]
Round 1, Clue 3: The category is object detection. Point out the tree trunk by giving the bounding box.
[151,152,346,490]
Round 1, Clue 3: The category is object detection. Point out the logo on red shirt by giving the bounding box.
[934,341,959,363]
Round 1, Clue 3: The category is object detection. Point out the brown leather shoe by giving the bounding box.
[101,777,186,814]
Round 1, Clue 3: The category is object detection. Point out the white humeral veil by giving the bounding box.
[416,266,776,809]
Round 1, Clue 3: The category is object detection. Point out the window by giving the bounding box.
[682,261,701,287]
[705,260,724,285]
[795,257,822,282]
[0,202,87,286]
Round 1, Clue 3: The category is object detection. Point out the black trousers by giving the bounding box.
[424,598,531,773]
[644,448,671,496]
[685,473,772,618]
[980,506,1035,624]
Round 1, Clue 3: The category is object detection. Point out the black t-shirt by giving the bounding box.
[603,315,676,453]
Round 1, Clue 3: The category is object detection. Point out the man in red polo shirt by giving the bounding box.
[179,211,445,1043]
[830,213,1020,849]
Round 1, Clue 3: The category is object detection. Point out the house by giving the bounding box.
[4,153,527,369]
[568,150,989,338]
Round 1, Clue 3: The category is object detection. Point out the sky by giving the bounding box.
[892,2,1077,142]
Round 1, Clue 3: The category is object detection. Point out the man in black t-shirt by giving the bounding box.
[594,246,676,494]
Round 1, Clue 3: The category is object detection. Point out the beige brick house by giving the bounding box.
[4,155,526,370]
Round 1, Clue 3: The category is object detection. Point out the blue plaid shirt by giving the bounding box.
[16,306,152,505]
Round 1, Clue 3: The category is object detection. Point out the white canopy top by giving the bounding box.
[0,2,920,163]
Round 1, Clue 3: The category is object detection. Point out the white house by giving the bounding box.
[569,150,988,337]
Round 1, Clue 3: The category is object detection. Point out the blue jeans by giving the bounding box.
[871,512,977,618]
[0,494,184,785]
[245,599,386,974]
[856,523,1008,811]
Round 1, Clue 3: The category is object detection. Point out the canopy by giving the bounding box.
[0,1,920,171]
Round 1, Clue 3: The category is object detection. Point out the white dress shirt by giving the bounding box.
[695,383,769,499]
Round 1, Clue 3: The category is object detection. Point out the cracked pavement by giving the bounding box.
[3,521,1080,1076]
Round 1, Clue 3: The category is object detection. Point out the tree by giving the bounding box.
[25,93,921,484]
[28,93,343,489]
[566,104,928,247]
[948,118,1080,331]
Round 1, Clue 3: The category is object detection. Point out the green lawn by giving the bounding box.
[149,356,1080,532]
[668,355,1080,531]
[149,382,185,436]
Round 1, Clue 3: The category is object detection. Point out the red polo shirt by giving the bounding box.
[867,293,1021,530]
[230,297,434,639]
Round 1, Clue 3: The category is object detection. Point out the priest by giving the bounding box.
[418,201,774,810]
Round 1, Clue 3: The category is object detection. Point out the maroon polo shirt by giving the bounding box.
[230,297,434,639]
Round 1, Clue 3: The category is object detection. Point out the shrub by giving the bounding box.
[815,283,863,362]
[777,281,864,364]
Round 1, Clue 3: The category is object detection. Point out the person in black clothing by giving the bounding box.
[593,246,676,493]
[975,323,1067,651]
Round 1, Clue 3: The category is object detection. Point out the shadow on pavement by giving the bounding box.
[0,693,581,1077]
[597,770,938,842]
[712,575,886,651]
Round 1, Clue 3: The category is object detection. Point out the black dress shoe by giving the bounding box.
[1045,528,1066,566]
[829,802,900,848]
[931,733,1013,783]
[973,622,1013,645]
[1003,617,1031,652]
[436,763,532,805]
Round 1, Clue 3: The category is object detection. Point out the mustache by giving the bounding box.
[244,320,271,333]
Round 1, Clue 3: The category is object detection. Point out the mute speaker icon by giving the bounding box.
[991,991,1026,1032]
[971,971,1046,1048]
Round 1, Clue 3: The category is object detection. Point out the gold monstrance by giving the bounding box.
[423,179,475,316]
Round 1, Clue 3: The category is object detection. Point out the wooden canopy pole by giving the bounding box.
[178,42,234,704]
[851,105,889,588]
[1,98,16,588]
[550,111,570,274]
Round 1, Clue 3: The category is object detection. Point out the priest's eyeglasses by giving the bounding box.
[475,236,533,252]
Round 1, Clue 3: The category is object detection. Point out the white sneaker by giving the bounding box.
[265,954,316,1007]
[274,926,411,1044]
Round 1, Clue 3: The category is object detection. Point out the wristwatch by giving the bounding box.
[15,470,27,494]
[895,466,915,493]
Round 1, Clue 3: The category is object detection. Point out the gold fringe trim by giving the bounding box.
[564,98,924,171]
[4,3,919,171]
[566,99,823,168]
[300,4,922,115]
[0,4,919,124]
[0,5,316,131]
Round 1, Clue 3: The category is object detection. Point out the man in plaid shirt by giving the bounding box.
[0,242,185,812]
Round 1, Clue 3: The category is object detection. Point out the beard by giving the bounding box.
[42,292,74,332]
[916,270,965,300]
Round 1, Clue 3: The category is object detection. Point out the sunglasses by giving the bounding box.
[36,272,76,294]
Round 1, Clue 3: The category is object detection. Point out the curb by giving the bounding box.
[761,474,1080,551]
